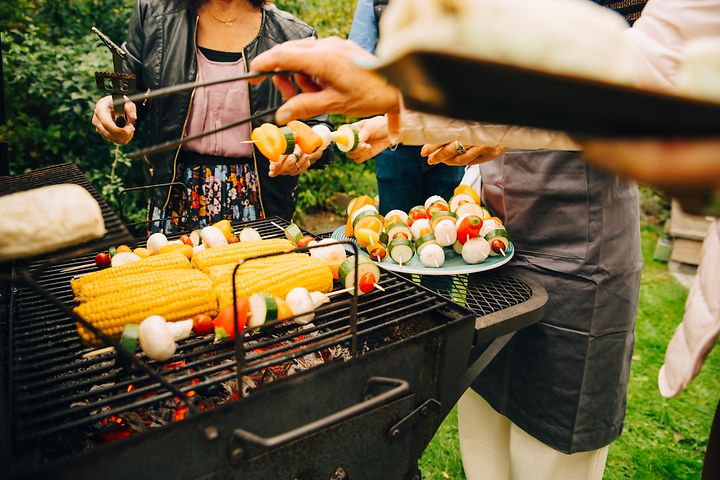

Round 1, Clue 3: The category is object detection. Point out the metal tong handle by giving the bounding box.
[126,107,279,159]
[92,26,130,127]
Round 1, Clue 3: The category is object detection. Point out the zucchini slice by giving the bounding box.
[338,255,381,292]
[386,221,412,241]
[484,229,511,256]
[430,211,458,230]
[280,126,296,155]
[335,124,360,153]
[119,323,139,354]
[415,233,438,256]
[389,238,415,264]
[284,223,303,245]
[249,293,278,328]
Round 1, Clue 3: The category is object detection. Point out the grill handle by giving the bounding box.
[230,376,410,454]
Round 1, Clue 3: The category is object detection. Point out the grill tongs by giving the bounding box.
[92,27,136,128]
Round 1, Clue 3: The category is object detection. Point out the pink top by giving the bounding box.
[184,49,253,158]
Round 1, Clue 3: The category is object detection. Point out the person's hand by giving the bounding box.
[250,37,401,124]
[91,95,137,145]
[269,144,323,177]
[347,115,392,163]
[582,139,720,188]
[421,142,507,166]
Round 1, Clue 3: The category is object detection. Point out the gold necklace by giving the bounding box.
[206,5,242,28]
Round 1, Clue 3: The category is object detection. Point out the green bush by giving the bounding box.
[1,0,368,223]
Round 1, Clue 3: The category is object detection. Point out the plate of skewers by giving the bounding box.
[328,188,514,276]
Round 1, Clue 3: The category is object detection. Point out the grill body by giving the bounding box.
[1,164,546,480]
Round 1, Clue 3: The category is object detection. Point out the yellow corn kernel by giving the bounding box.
[207,253,308,285]
[216,256,332,309]
[75,269,217,344]
[75,269,206,303]
[71,252,190,297]
[192,239,294,274]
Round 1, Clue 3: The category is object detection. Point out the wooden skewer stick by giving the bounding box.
[434,258,439,268]
[399,257,403,268]
[500,248,506,256]
[373,282,386,292]
[327,287,353,297]
[60,262,95,273]
[271,221,286,232]
[82,346,115,359]
[238,140,259,144]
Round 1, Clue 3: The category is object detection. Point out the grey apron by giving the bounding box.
[473,150,643,454]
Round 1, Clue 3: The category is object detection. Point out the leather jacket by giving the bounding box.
[122,0,333,220]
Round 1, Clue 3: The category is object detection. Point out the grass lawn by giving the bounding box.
[419,225,720,479]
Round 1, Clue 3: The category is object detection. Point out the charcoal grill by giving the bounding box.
[1,164,546,480]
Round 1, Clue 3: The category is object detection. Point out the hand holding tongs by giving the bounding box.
[92,27,136,128]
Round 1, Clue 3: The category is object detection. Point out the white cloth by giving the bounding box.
[659,221,720,397]
[458,388,609,480]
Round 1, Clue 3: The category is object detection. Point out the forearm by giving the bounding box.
[388,107,580,151]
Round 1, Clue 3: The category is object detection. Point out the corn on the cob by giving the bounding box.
[71,252,190,297]
[207,253,308,285]
[75,269,206,303]
[75,269,217,344]
[216,256,333,309]
[192,239,294,274]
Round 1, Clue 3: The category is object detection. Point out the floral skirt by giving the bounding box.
[149,156,262,234]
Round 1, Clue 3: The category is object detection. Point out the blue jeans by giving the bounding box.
[375,145,465,214]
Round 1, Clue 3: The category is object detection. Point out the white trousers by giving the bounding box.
[458,389,609,480]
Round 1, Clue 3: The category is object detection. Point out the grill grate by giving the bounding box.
[8,217,459,449]
[0,163,134,265]
[410,273,532,317]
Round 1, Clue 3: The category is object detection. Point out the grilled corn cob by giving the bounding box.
[216,255,333,309]
[207,253,308,285]
[75,269,206,302]
[75,269,217,344]
[71,252,190,297]
[192,239,294,273]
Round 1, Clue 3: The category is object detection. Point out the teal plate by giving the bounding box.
[330,227,514,276]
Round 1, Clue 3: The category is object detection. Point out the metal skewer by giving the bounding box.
[127,107,278,159]
[123,70,291,105]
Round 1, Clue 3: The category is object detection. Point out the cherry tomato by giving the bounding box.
[359,272,376,294]
[95,252,111,269]
[368,245,387,261]
[228,235,240,244]
[179,234,193,246]
[408,207,429,226]
[213,298,249,342]
[116,245,132,253]
[192,314,214,336]
[297,236,315,248]
[491,239,506,254]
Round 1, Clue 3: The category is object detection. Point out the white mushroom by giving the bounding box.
[139,315,176,361]
[419,243,445,268]
[286,287,316,324]
[462,237,491,264]
[239,227,262,242]
[110,251,141,267]
[434,219,457,247]
[167,319,194,341]
[146,232,169,253]
[201,226,228,248]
